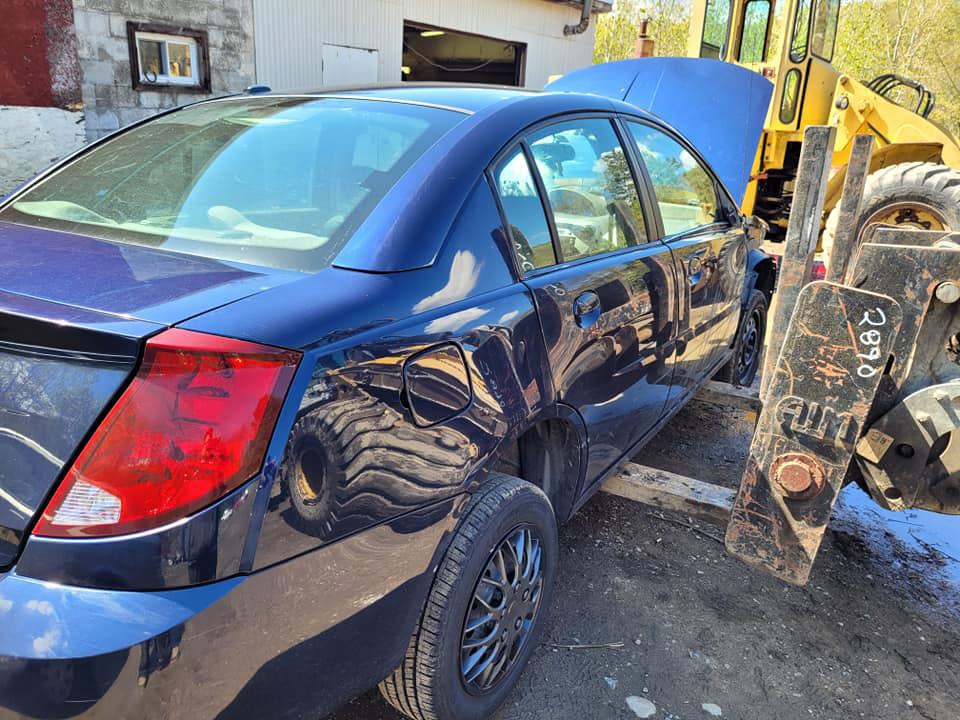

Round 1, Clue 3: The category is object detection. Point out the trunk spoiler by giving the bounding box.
[546,58,774,206]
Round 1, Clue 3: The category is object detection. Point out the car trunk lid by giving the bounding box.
[0,221,307,324]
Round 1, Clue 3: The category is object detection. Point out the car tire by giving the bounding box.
[379,475,558,720]
[716,288,767,387]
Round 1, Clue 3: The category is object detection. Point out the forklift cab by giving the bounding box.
[687,0,842,132]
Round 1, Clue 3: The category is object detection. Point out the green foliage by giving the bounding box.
[594,0,692,63]
[594,0,960,137]
[834,0,960,136]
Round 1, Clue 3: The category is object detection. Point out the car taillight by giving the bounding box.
[33,329,300,538]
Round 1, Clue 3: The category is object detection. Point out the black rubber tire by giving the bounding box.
[716,288,768,387]
[379,475,558,720]
[822,162,960,258]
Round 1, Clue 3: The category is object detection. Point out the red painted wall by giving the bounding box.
[0,0,80,107]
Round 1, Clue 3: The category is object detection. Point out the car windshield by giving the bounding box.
[0,96,465,272]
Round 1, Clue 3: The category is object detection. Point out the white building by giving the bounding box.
[253,0,611,91]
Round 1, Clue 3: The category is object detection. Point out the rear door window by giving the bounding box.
[527,118,648,262]
[625,122,721,237]
[494,147,557,273]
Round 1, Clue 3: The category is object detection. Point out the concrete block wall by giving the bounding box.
[72,0,256,141]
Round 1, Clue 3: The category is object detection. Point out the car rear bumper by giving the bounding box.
[0,495,464,720]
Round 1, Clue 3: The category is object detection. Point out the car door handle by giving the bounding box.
[573,291,601,328]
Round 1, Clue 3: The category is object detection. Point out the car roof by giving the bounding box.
[184,85,689,273]
[247,82,657,119]
[318,83,538,113]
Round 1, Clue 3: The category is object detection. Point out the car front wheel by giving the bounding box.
[379,475,558,720]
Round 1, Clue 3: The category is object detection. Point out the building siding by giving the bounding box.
[252,0,598,91]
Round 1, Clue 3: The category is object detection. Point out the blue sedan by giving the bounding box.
[0,61,774,720]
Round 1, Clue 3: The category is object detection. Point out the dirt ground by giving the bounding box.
[330,398,960,720]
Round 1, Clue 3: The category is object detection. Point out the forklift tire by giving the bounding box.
[716,288,767,387]
[823,162,960,261]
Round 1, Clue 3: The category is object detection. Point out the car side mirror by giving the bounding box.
[743,214,768,249]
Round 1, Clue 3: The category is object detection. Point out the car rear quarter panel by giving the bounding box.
[240,180,557,569]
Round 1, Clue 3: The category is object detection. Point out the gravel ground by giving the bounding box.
[330,397,960,720]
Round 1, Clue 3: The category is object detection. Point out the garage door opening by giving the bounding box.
[402,23,525,85]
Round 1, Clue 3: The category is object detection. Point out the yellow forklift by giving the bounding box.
[687,0,960,246]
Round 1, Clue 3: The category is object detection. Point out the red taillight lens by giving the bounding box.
[33,329,300,538]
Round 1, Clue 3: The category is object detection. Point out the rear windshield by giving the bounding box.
[0,97,465,272]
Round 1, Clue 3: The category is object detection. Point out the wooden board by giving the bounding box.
[695,380,762,414]
[601,462,734,527]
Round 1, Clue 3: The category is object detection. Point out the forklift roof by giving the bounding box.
[546,58,774,206]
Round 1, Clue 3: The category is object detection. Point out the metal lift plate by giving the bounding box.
[726,281,902,585]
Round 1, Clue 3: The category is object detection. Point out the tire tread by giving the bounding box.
[378,476,545,720]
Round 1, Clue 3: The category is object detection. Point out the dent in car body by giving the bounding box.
[249,181,556,566]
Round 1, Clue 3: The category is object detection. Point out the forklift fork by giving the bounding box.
[725,127,960,584]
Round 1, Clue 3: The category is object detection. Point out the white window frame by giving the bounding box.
[135,31,201,87]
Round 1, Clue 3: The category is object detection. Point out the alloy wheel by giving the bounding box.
[460,525,544,694]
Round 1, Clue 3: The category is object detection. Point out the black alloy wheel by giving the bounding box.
[460,525,544,694]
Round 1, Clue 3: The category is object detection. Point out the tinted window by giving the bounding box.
[528,119,647,262]
[0,97,464,272]
[738,0,771,63]
[811,0,840,61]
[700,0,732,58]
[626,123,720,236]
[494,147,556,273]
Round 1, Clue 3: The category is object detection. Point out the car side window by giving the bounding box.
[626,122,721,237]
[528,118,647,263]
[494,147,557,273]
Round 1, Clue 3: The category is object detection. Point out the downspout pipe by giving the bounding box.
[564,0,595,35]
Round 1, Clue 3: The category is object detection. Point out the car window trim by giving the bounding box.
[488,111,677,279]
[521,241,664,280]
[520,139,564,269]
[483,170,526,282]
[611,116,663,245]
[619,115,737,242]
[486,142,561,280]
